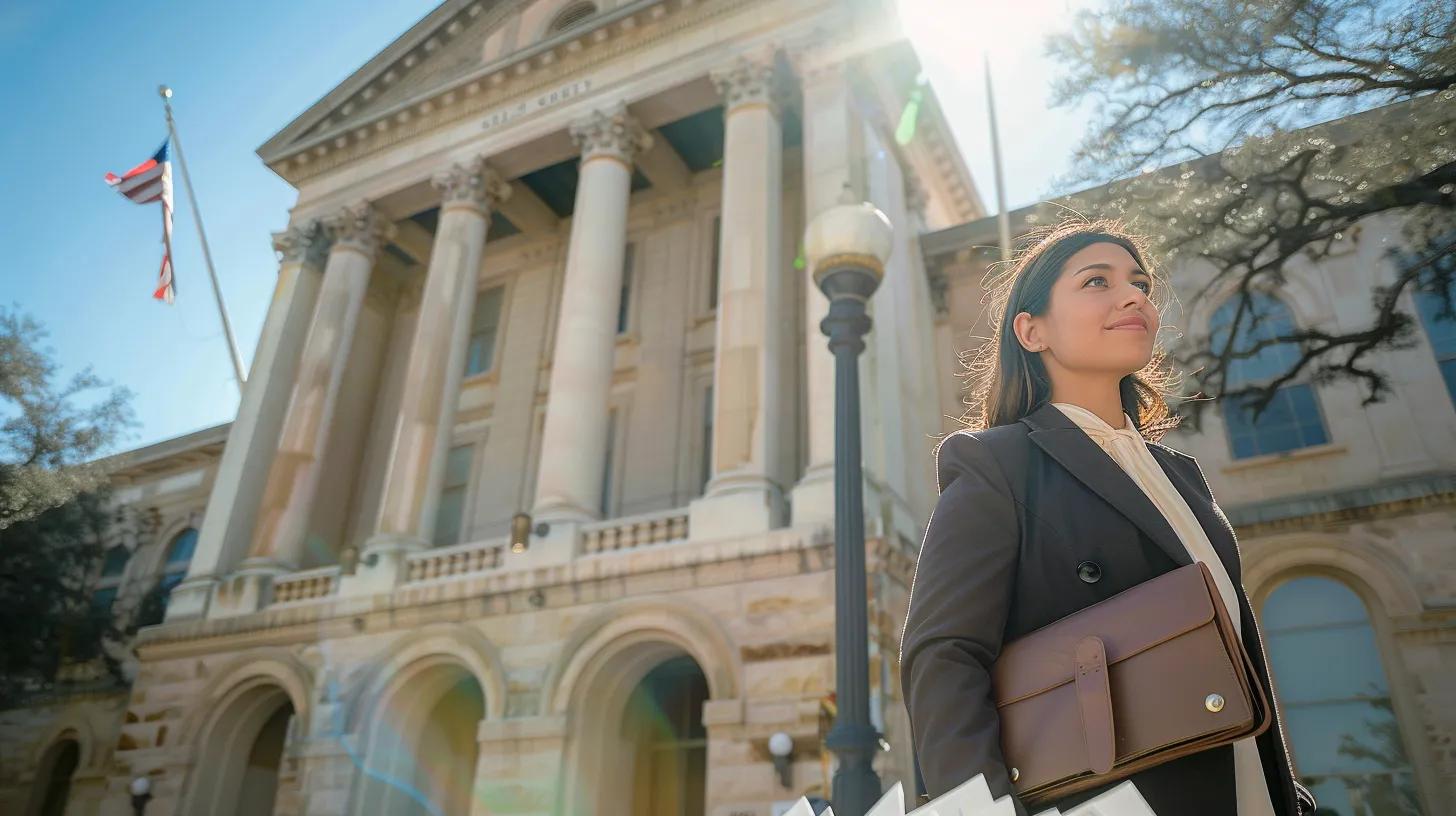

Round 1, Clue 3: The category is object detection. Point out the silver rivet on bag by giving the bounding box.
[1205,693,1226,713]
[1010,767,1019,782]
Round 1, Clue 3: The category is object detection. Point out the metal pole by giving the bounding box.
[158,85,247,391]
[819,264,883,816]
[985,55,1013,262]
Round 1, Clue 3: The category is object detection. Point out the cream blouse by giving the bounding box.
[1050,402,1277,816]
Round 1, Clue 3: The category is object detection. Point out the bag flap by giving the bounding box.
[993,563,1217,706]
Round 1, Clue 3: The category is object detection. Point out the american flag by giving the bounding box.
[105,140,175,303]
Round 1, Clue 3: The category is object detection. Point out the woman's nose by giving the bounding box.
[1119,283,1149,308]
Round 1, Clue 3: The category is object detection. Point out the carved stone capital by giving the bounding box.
[272,219,330,268]
[711,52,783,113]
[323,202,396,260]
[433,157,512,214]
[569,104,652,165]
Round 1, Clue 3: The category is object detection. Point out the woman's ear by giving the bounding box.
[1012,311,1044,353]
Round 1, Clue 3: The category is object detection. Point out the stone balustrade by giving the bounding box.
[271,566,340,605]
[581,508,689,554]
[403,539,506,584]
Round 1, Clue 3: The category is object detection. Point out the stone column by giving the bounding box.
[689,53,788,540]
[166,221,329,621]
[791,58,865,529]
[369,158,509,558]
[223,203,393,615]
[531,105,650,531]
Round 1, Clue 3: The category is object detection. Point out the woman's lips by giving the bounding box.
[1107,317,1148,331]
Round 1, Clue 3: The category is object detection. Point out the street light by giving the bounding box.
[129,776,153,815]
[769,730,796,788]
[804,185,894,816]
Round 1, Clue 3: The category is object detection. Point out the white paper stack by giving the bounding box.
[778,776,1158,816]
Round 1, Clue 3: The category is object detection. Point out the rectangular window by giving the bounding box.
[432,444,474,546]
[600,410,618,517]
[707,216,721,310]
[465,286,506,377]
[618,243,635,335]
[1222,384,1330,459]
[699,385,714,496]
[1413,269,1456,406]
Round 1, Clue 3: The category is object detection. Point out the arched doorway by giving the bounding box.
[562,644,711,816]
[185,684,297,815]
[30,739,79,816]
[357,664,486,816]
[624,655,708,816]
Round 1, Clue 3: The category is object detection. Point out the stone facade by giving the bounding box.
[8,0,1452,814]
[2,1,970,814]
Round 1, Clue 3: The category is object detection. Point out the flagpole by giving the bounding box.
[984,55,1013,262]
[158,84,247,392]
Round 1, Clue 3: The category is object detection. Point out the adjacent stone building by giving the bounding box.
[3,0,1453,814]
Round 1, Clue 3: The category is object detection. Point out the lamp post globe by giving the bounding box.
[804,186,894,816]
[129,776,153,816]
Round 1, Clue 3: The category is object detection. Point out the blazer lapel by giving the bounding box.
[1020,403,1193,569]
[1149,446,1244,582]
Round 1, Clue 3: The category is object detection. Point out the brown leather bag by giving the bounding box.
[991,561,1273,807]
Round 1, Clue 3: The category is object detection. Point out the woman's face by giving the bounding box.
[1014,241,1159,378]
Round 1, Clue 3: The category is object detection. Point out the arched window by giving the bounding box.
[549,2,597,34]
[100,545,130,578]
[158,528,198,596]
[91,545,131,615]
[1209,292,1330,458]
[1263,576,1422,814]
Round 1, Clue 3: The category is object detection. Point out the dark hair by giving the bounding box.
[959,218,1183,439]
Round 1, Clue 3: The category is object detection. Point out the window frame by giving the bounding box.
[697,211,722,317]
[464,283,509,381]
[431,441,479,547]
[1258,573,1427,815]
[1408,263,1456,410]
[617,241,638,338]
[1208,290,1332,460]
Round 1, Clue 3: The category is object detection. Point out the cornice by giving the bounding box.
[267,0,751,185]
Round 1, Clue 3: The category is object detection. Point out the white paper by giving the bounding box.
[776,776,1156,816]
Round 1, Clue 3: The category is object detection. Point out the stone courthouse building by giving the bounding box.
[3,0,1455,815]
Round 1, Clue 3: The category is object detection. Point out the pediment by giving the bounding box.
[258,0,610,169]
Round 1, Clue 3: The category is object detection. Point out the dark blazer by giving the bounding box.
[899,402,1302,816]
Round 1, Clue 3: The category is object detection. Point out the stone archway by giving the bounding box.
[181,681,297,815]
[354,657,488,816]
[623,654,710,816]
[26,738,79,816]
[555,639,722,816]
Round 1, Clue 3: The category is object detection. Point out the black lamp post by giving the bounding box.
[128,776,153,815]
[805,187,895,816]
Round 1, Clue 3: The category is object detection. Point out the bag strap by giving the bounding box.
[1074,635,1116,774]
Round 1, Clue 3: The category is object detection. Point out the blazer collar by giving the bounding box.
[1020,402,1195,569]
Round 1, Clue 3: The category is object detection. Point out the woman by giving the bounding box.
[899,220,1314,815]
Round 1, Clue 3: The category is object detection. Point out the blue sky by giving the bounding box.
[2,0,1091,451]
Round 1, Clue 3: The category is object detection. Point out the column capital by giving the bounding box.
[569,104,652,166]
[711,51,785,114]
[271,219,330,268]
[433,157,512,215]
[323,202,396,260]
[783,46,846,88]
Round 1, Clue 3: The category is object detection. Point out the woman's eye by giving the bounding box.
[1084,276,1107,288]
[1134,280,1151,293]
